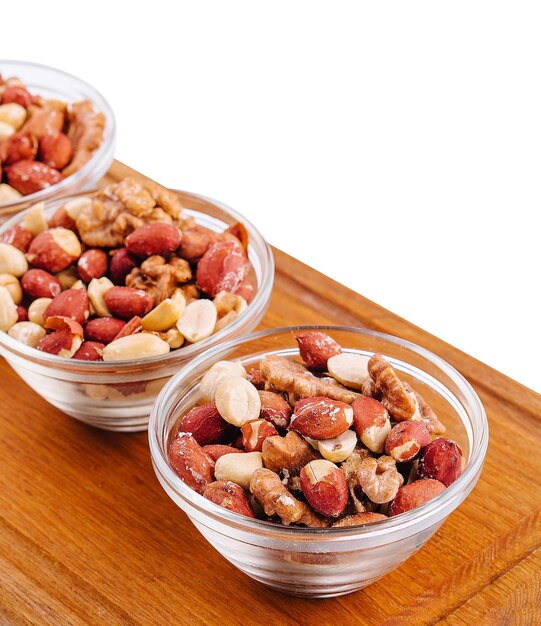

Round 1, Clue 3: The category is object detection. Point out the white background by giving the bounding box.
[3,1,540,392]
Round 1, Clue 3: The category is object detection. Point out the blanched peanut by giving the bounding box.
[170,289,186,317]
[164,327,184,349]
[56,267,79,290]
[0,121,15,142]
[8,321,46,348]
[0,183,21,202]
[22,202,48,236]
[213,290,248,317]
[214,451,263,490]
[28,297,53,326]
[88,277,114,317]
[102,332,170,361]
[0,103,27,129]
[0,274,22,305]
[177,299,217,343]
[0,286,18,331]
[142,298,182,332]
[72,280,86,291]
[327,353,370,390]
[0,243,28,277]
[199,360,247,402]
[215,376,261,427]
[64,197,91,221]
[318,429,357,463]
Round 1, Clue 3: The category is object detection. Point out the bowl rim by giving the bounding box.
[149,325,489,538]
[0,59,117,210]
[0,191,274,370]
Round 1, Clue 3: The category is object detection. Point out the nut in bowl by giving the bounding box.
[0,179,273,431]
[0,60,115,219]
[149,326,488,597]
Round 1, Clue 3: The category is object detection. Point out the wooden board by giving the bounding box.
[1,161,540,625]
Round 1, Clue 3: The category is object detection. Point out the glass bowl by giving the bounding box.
[149,326,488,598]
[0,193,274,432]
[0,60,116,220]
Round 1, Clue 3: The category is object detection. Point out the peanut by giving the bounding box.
[0,286,18,331]
[64,196,91,221]
[0,121,15,142]
[199,360,247,402]
[7,321,46,348]
[0,103,27,130]
[0,243,28,277]
[177,299,217,343]
[214,451,263,490]
[327,353,370,390]
[28,297,53,327]
[0,274,22,304]
[22,202,48,236]
[317,429,357,463]
[215,376,261,427]
[102,332,171,361]
[0,183,22,202]
[87,277,114,317]
[141,298,182,332]
[56,267,80,290]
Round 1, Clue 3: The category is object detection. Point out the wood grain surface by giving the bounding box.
[1,161,540,625]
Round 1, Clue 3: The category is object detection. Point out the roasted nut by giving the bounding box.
[102,332,170,361]
[368,354,421,422]
[389,479,446,516]
[214,451,263,490]
[64,197,92,221]
[203,481,255,518]
[261,431,319,475]
[72,341,105,361]
[0,286,18,331]
[213,290,247,317]
[317,429,357,463]
[176,402,233,446]
[199,360,247,402]
[39,131,72,169]
[0,242,28,276]
[0,132,37,164]
[327,353,370,389]
[44,288,90,325]
[55,266,79,290]
[16,305,28,322]
[1,86,32,108]
[250,468,328,527]
[26,228,82,273]
[177,299,217,343]
[0,225,32,252]
[28,297,52,326]
[141,297,182,332]
[215,376,261,427]
[203,444,244,464]
[351,396,391,454]
[87,277,114,317]
[356,455,404,504]
[168,433,213,495]
[37,319,84,358]
[48,207,77,232]
[178,225,218,261]
[300,459,349,517]
[385,421,432,463]
[290,396,354,440]
[241,419,279,452]
[21,269,62,299]
[332,512,387,527]
[0,273,22,304]
[196,240,247,297]
[77,249,108,282]
[246,367,265,389]
[418,438,463,486]
[6,160,62,195]
[111,315,142,340]
[162,327,184,349]
[109,247,138,285]
[0,121,15,142]
[125,222,181,258]
[22,202,48,236]
[0,103,26,129]
[126,255,192,305]
[258,390,292,429]
[104,286,153,320]
[295,331,342,371]
[7,321,46,347]
[84,317,126,344]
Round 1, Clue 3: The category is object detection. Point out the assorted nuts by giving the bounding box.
[168,331,464,528]
[0,73,105,200]
[0,178,256,362]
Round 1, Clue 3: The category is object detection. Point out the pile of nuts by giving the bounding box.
[168,331,464,528]
[0,177,255,361]
[0,73,105,203]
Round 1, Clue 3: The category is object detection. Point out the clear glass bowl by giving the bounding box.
[0,60,116,220]
[149,326,488,598]
[0,194,274,431]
